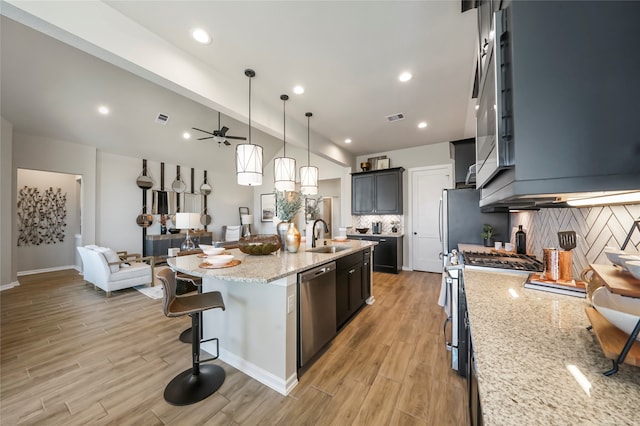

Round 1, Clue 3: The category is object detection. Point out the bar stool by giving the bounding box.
[156,268,226,406]
[175,249,203,343]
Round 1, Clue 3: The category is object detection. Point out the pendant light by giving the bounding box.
[236,69,263,186]
[273,94,296,191]
[300,112,318,195]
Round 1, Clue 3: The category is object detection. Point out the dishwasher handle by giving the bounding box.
[299,262,336,281]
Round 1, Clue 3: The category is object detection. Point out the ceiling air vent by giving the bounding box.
[155,113,169,125]
[386,113,405,122]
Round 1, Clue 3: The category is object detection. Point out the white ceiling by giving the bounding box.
[1,1,478,164]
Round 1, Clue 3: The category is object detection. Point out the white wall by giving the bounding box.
[16,169,79,271]
[1,117,16,286]
[12,131,97,275]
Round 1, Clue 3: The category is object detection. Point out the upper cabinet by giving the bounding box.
[351,167,404,215]
[475,1,640,207]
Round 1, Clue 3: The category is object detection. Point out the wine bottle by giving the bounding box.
[516,225,526,254]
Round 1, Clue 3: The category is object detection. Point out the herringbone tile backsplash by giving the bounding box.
[510,205,640,278]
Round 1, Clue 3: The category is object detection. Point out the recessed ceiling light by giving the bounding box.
[191,28,211,44]
[182,132,191,140]
[418,122,427,129]
[98,105,109,115]
[293,85,304,95]
[399,72,412,82]
[345,138,352,144]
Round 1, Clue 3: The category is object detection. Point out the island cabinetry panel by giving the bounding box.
[351,167,404,215]
[336,250,368,329]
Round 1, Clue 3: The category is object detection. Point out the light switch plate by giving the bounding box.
[287,295,294,313]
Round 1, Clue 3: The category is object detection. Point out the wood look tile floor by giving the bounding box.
[1,269,469,425]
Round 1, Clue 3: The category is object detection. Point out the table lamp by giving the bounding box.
[175,212,200,250]
[241,214,253,237]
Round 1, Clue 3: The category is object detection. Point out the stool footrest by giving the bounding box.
[197,337,220,364]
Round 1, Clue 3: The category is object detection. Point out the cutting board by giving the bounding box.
[591,264,640,298]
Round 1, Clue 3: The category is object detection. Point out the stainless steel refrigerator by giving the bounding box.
[441,188,510,255]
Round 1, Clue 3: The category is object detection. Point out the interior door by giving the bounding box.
[410,165,453,272]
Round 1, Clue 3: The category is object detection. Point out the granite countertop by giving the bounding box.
[464,269,640,425]
[167,239,375,284]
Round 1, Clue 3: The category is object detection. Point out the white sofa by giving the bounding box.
[77,245,154,297]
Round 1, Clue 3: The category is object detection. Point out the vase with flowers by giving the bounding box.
[275,190,303,252]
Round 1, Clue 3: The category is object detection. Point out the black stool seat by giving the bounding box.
[156,268,225,406]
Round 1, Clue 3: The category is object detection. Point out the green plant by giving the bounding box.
[480,224,496,240]
[275,190,303,222]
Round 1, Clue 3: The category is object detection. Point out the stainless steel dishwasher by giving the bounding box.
[298,261,337,372]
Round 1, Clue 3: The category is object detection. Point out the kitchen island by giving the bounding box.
[167,239,376,395]
[464,269,640,425]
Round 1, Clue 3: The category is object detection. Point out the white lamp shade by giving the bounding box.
[175,212,200,229]
[300,166,318,195]
[241,214,254,225]
[274,156,296,192]
[236,143,263,186]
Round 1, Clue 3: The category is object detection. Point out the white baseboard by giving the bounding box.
[17,265,78,276]
[402,265,413,271]
[0,281,20,291]
[201,341,297,396]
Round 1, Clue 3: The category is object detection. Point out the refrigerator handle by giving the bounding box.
[438,197,443,243]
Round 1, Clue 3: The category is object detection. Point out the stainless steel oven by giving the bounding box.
[475,8,514,188]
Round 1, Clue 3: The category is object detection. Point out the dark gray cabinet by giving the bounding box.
[349,235,403,274]
[351,167,404,215]
[145,233,212,263]
[336,249,370,329]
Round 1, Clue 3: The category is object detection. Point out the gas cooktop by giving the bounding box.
[462,251,544,272]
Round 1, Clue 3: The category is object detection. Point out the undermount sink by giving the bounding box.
[307,245,351,254]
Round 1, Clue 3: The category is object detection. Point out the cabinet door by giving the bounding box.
[352,174,375,214]
[362,250,371,301]
[477,0,494,79]
[347,264,364,314]
[372,237,397,274]
[374,171,402,214]
[336,269,350,329]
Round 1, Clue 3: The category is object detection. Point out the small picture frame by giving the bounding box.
[260,193,275,222]
[367,155,387,171]
[377,158,390,169]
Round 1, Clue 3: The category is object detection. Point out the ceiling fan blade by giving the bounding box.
[197,136,214,141]
[192,127,215,136]
[225,135,247,140]
[219,126,229,136]
[224,140,231,146]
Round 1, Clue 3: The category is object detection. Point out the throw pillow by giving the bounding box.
[97,247,120,273]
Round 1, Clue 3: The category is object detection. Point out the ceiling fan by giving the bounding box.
[192,112,247,146]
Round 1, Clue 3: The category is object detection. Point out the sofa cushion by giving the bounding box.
[110,261,150,282]
[95,247,120,273]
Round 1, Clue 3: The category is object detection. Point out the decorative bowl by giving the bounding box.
[199,244,225,256]
[619,254,640,270]
[204,254,234,266]
[592,286,640,340]
[604,246,627,267]
[355,227,369,234]
[625,260,640,280]
[239,234,282,255]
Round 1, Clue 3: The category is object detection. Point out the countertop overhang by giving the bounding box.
[167,239,376,283]
[464,269,640,425]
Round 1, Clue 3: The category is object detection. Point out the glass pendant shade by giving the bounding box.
[236,143,263,186]
[300,165,318,195]
[274,157,296,191]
